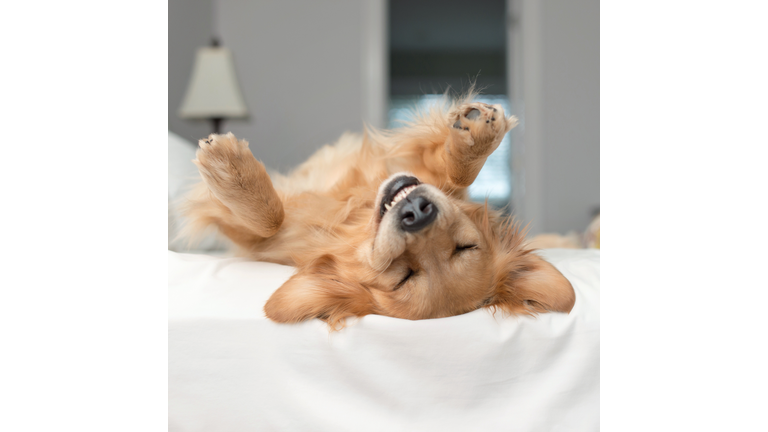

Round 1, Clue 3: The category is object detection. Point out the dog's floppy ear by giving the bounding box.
[263,255,375,330]
[491,253,575,315]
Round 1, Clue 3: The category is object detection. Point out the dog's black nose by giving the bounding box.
[399,196,438,232]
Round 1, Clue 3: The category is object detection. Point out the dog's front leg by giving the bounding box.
[194,133,284,238]
[443,103,518,187]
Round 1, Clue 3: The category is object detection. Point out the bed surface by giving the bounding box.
[169,248,600,431]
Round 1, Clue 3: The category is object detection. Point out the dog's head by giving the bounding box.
[264,173,575,329]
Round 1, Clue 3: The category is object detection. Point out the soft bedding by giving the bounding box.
[168,248,599,431]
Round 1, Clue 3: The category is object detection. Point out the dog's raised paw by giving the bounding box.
[449,103,516,156]
[195,133,254,169]
[194,132,259,196]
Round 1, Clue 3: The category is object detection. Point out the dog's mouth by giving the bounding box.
[378,174,421,221]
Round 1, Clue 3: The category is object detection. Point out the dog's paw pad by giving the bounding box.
[448,103,518,155]
[451,104,503,136]
[453,119,470,131]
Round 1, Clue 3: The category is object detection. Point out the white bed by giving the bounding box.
[168,248,599,431]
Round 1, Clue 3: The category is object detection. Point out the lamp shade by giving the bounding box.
[178,47,248,119]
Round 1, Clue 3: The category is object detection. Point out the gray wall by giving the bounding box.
[510,0,599,235]
[169,0,214,144]
[540,0,599,234]
[212,0,368,173]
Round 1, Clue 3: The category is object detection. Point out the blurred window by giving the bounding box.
[388,0,511,208]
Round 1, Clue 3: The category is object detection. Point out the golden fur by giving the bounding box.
[182,92,575,329]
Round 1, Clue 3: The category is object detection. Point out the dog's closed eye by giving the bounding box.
[453,244,478,256]
[394,268,414,291]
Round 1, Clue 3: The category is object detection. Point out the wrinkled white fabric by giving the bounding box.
[169,249,600,432]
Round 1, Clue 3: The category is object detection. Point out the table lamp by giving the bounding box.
[178,39,248,134]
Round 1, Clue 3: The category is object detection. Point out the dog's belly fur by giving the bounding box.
[270,133,379,195]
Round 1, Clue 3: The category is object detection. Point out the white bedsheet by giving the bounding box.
[169,248,600,431]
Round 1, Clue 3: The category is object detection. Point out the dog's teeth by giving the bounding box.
[384,184,420,213]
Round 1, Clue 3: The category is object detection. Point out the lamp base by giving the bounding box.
[212,117,223,134]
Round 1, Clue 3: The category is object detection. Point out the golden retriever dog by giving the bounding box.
[182,92,575,329]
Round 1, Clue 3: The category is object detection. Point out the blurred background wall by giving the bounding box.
[168,0,598,236]
[511,0,599,235]
[169,0,214,143]
[212,0,373,173]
